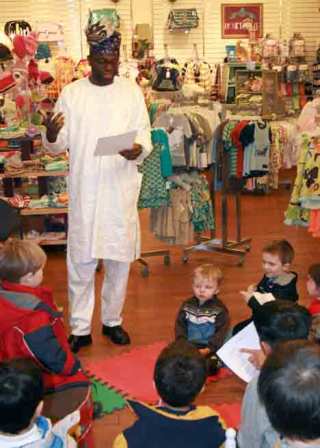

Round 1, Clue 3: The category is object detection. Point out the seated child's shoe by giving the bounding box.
[206,354,220,376]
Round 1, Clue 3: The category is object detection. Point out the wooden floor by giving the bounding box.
[43,183,320,447]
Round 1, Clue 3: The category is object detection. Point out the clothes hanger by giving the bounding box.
[163,44,170,64]
[122,44,128,63]
[193,43,200,63]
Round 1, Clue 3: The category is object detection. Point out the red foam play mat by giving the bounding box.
[213,402,242,429]
[85,341,167,403]
[85,341,234,404]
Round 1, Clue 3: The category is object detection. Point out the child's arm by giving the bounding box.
[240,284,257,305]
[23,314,82,376]
[208,305,230,353]
[175,304,188,340]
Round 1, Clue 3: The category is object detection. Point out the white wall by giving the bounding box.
[132,0,152,27]
[152,0,320,65]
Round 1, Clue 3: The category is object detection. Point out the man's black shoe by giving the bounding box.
[68,334,92,353]
[102,325,130,345]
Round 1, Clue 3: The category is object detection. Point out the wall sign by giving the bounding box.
[221,4,263,39]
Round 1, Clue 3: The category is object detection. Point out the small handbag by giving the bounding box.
[90,9,120,30]
[167,9,199,32]
[152,58,182,92]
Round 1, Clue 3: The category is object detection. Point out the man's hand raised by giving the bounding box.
[42,112,64,143]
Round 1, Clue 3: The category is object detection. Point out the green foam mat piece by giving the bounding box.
[91,378,126,414]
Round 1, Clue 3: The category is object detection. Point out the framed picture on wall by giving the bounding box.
[221,4,263,39]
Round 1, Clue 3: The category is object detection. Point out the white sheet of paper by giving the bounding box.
[94,130,137,156]
[253,292,276,306]
[217,322,261,383]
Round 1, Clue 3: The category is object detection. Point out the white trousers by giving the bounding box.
[67,253,131,336]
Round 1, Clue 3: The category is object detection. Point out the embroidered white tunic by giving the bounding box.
[43,76,151,263]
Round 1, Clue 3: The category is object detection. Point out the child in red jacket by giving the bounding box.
[0,239,89,392]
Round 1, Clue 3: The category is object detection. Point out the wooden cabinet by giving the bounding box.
[221,63,262,104]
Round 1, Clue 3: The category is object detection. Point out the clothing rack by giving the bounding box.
[182,165,251,266]
[182,115,252,267]
[145,98,251,267]
[137,249,171,277]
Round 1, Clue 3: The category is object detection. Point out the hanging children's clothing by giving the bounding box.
[149,173,214,245]
[285,130,320,230]
[240,121,271,177]
[150,187,194,245]
[153,106,219,169]
[153,112,193,166]
[138,129,172,209]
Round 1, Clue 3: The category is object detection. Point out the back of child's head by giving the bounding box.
[193,264,223,285]
[253,300,311,348]
[0,238,46,283]
[154,340,207,408]
[0,358,44,434]
[258,340,320,443]
[308,264,320,289]
[262,239,295,265]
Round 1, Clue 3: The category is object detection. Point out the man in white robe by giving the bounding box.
[42,18,151,353]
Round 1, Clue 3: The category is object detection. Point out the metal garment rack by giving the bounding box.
[136,249,171,277]
[97,248,171,277]
[182,151,251,267]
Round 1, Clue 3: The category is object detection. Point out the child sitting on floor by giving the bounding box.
[306,263,320,342]
[0,358,79,447]
[258,340,320,448]
[238,300,311,448]
[175,264,230,375]
[113,340,227,448]
[0,239,89,393]
[233,239,298,334]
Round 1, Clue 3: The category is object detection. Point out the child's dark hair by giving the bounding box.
[253,300,311,348]
[309,264,320,289]
[0,358,44,434]
[262,239,294,265]
[258,340,320,442]
[154,340,207,407]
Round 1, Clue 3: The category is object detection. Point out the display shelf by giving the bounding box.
[0,148,20,152]
[23,234,67,246]
[40,239,67,246]
[20,207,68,216]
[221,63,262,104]
[0,170,68,179]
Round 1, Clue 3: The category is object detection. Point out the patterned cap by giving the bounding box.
[86,11,121,55]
